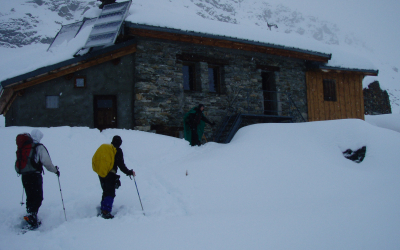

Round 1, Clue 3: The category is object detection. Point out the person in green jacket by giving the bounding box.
[184,104,215,146]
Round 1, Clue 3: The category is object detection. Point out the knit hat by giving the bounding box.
[111,135,122,148]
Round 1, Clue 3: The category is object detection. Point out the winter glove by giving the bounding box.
[55,166,60,177]
[128,170,136,177]
[115,175,121,189]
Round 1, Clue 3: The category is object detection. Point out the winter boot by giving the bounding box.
[24,213,40,229]
[100,210,114,219]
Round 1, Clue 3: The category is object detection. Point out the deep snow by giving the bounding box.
[0,116,399,249]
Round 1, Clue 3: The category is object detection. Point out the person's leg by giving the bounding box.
[99,174,116,218]
[22,173,43,227]
[22,173,43,215]
[191,127,200,146]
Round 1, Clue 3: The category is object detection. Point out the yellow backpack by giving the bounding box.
[92,144,117,177]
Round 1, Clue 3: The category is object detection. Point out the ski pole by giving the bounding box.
[21,188,25,206]
[56,167,67,221]
[130,176,145,215]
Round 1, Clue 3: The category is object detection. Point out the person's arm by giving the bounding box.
[115,148,135,176]
[201,115,214,125]
[37,145,58,174]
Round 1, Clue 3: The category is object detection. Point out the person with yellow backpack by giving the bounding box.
[92,135,135,219]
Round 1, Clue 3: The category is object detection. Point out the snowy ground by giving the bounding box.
[0,115,399,249]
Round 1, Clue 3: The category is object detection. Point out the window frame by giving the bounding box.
[323,79,337,102]
[46,95,59,109]
[208,65,221,94]
[74,76,86,88]
[182,62,197,91]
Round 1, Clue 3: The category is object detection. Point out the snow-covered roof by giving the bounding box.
[0,0,379,90]
[125,22,332,60]
[1,39,136,89]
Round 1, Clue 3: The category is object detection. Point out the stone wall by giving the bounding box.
[133,37,308,139]
[5,37,309,139]
[363,81,391,115]
[6,55,135,128]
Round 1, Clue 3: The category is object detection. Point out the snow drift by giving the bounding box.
[0,117,399,249]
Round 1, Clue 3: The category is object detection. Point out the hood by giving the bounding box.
[31,129,43,143]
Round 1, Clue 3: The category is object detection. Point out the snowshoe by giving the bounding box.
[23,214,40,229]
[98,210,114,219]
[19,216,41,234]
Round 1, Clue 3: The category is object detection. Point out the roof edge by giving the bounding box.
[319,65,378,76]
[125,22,332,60]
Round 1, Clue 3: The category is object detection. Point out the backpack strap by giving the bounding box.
[30,143,44,174]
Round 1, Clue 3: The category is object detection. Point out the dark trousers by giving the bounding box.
[22,173,43,215]
[191,127,201,146]
[99,173,116,212]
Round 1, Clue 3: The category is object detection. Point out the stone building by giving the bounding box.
[0,3,379,142]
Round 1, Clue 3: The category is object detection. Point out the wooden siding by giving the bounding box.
[306,71,365,121]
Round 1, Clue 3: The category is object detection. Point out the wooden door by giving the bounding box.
[94,95,117,130]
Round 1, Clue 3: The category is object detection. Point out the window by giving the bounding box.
[323,79,337,101]
[46,96,59,109]
[183,64,196,91]
[74,76,86,88]
[208,66,221,93]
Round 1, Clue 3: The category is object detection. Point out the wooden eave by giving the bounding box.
[126,26,331,63]
[0,88,17,115]
[0,40,137,115]
[308,66,379,77]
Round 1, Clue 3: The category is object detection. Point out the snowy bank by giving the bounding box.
[365,113,400,133]
[0,118,399,249]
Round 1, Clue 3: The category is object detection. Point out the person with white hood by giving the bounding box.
[21,129,60,229]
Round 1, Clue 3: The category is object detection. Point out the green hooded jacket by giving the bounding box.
[183,107,206,144]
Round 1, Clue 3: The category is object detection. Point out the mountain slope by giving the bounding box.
[0,0,97,48]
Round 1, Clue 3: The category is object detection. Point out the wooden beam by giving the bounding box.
[127,28,330,63]
[176,53,229,65]
[256,65,280,72]
[317,68,377,77]
[316,71,325,121]
[9,44,137,92]
[306,72,313,121]
[359,74,365,120]
[3,92,18,116]
[0,88,15,115]
[337,73,346,119]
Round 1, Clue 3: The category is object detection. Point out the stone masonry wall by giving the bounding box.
[133,37,308,140]
[6,55,135,128]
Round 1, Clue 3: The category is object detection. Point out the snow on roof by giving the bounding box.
[0,1,378,86]
[125,1,377,71]
[125,22,331,59]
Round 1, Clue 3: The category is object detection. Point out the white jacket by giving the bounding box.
[31,129,58,174]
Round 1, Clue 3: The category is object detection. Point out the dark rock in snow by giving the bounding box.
[363,81,392,115]
[343,146,366,163]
